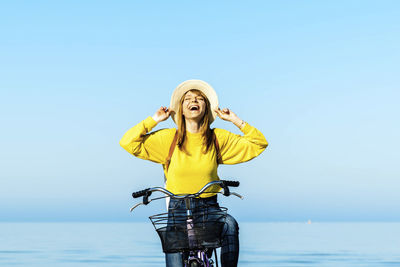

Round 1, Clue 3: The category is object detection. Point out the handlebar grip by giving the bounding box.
[132,188,150,198]
[222,180,240,187]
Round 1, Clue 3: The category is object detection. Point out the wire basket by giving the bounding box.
[149,205,227,253]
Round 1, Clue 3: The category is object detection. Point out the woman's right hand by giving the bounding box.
[152,106,170,123]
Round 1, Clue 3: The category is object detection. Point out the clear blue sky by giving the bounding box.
[1,0,399,222]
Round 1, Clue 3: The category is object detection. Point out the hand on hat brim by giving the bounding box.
[215,107,234,121]
[152,106,171,123]
[215,107,244,128]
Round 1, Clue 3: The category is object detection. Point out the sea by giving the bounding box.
[1,222,399,266]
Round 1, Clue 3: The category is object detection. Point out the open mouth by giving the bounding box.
[189,106,199,111]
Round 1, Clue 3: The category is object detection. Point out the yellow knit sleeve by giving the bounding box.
[119,116,175,164]
[214,123,268,165]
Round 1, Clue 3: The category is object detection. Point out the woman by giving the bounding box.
[120,80,268,266]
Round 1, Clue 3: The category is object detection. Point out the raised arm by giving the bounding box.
[119,107,174,163]
[214,108,268,164]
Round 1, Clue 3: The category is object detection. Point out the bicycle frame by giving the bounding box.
[183,198,217,267]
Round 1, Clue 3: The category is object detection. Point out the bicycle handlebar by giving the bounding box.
[131,180,240,200]
[132,188,151,198]
[130,180,242,212]
[222,180,240,187]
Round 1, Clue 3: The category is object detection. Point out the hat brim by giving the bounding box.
[170,80,219,124]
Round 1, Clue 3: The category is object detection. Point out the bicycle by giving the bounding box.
[130,180,243,267]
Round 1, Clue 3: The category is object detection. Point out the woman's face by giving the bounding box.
[182,90,207,121]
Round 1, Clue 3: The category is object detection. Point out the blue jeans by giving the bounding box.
[165,195,239,267]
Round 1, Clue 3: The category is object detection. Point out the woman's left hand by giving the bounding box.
[215,108,244,128]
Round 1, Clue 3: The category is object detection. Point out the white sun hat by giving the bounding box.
[169,79,219,124]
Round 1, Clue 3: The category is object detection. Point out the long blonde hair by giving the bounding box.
[176,89,214,153]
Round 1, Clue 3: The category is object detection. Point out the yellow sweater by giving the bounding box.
[120,116,268,196]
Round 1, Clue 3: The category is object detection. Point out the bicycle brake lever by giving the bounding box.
[221,184,230,196]
[130,203,143,212]
[130,199,153,212]
[231,192,244,200]
[143,191,152,205]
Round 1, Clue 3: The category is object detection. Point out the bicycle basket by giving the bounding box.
[149,206,227,253]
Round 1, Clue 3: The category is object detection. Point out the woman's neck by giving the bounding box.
[185,119,201,133]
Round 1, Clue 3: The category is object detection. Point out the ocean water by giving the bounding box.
[1,222,399,266]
